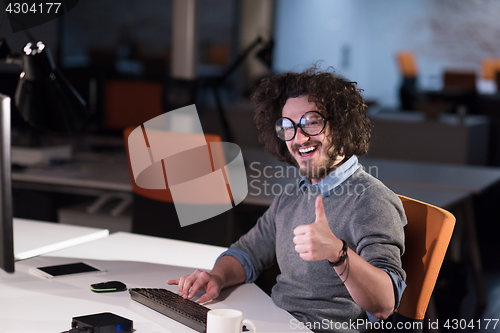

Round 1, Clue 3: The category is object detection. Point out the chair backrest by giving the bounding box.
[123,126,223,203]
[481,58,500,80]
[123,127,234,246]
[396,195,455,320]
[396,51,418,78]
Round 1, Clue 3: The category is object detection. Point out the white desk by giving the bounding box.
[1,229,311,333]
[12,152,131,193]
[359,157,500,195]
[13,218,109,261]
[242,148,500,209]
[14,148,500,209]
[368,111,489,165]
[49,232,226,271]
[12,153,133,224]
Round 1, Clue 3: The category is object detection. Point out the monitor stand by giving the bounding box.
[0,94,15,273]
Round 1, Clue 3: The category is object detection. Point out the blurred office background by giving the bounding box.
[2,0,500,331]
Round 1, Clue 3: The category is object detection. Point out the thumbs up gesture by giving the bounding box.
[293,195,343,262]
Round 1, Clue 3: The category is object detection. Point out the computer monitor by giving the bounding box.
[102,79,164,134]
[0,94,15,273]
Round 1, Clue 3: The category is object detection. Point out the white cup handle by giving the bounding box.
[242,319,257,333]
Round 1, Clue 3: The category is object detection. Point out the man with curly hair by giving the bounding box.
[168,68,406,332]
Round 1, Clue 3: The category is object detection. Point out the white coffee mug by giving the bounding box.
[206,309,257,333]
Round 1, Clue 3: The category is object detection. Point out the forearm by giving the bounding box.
[334,249,395,319]
[210,255,246,289]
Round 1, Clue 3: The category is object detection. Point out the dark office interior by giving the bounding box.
[1,0,500,332]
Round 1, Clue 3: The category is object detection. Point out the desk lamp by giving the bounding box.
[0,39,87,273]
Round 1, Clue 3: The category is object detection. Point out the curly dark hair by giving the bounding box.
[252,67,371,167]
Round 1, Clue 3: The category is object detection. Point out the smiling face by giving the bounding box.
[282,95,345,184]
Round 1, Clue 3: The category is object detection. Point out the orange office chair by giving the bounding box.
[481,58,500,81]
[396,51,418,78]
[396,51,421,110]
[123,127,235,247]
[392,195,455,331]
[481,58,500,92]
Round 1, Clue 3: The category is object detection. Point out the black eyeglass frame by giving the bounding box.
[275,111,332,141]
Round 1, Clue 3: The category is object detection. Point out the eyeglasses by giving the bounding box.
[275,111,331,141]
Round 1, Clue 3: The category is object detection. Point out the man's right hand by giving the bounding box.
[167,255,246,304]
[167,269,223,304]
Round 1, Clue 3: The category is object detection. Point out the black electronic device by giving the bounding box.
[71,312,133,333]
[129,288,209,333]
[91,281,127,293]
[29,262,105,279]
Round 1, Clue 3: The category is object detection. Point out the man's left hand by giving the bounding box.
[293,195,343,262]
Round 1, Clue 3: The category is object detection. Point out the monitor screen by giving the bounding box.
[102,79,164,133]
[0,94,15,273]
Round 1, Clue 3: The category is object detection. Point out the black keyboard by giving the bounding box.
[129,288,209,332]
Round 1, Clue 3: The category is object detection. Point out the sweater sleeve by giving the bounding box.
[348,183,407,319]
[226,193,281,280]
[216,248,260,283]
[350,183,407,283]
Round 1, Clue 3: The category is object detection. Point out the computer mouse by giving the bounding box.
[90,281,127,293]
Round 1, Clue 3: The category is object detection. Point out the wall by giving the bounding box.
[273,0,500,107]
[273,0,361,78]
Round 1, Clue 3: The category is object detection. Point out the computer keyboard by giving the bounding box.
[129,288,209,332]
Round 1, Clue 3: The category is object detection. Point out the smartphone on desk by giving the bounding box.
[29,262,106,279]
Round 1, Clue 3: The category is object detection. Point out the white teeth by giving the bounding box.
[299,146,317,154]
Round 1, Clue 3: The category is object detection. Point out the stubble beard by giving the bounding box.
[299,156,335,180]
[298,144,337,180]
[292,137,340,181]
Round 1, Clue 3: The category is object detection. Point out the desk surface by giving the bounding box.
[49,232,227,271]
[14,218,109,261]
[12,148,500,208]
[245,169,469,209]
[369,111,488,126]
[242,148,500,208]
[359,157,500,194]
[12,152,131,192]
[1,230,311,333]
[243,148,500,194]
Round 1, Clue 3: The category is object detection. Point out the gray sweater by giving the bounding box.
[230,166,406,332]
